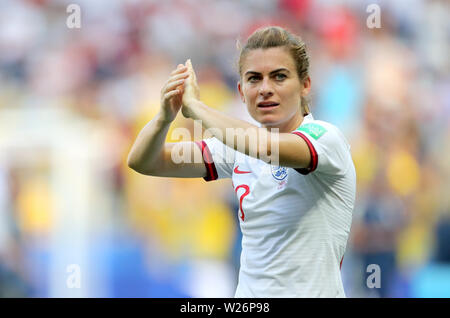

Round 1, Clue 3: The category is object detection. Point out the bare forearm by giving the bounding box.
[184,100,274,160]
[127,113,171,172]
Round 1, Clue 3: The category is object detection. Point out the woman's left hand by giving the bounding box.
[182,59,200,118]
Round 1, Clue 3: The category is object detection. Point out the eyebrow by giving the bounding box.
[244,68,290,76]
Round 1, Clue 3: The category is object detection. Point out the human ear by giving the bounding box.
[238,81,245,103]
[301,77,311,97]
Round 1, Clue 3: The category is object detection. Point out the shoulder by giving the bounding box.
[295,118,349,148]
[293,117,353,175]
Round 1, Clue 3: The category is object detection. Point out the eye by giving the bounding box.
[248,76,260,83]
[274,73,287,81]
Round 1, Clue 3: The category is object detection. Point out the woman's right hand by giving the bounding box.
[159,64,190,123]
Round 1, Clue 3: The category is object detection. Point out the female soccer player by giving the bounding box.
[128,26,356,297]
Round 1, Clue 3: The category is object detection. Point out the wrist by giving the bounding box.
[155,111,174,126]
[182,99,201,118]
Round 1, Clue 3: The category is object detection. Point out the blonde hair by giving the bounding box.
[237,26,311,115]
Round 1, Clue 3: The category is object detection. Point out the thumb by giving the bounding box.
[185,59,195,76]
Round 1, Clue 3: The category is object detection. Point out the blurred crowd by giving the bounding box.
[0,0,449,297]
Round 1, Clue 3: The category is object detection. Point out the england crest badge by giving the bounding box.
[271,165,288,181]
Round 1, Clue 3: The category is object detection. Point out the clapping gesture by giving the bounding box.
[159,63,189,123]
[159,59,200,123]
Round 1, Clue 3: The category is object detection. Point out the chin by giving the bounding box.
[257,117,283,128]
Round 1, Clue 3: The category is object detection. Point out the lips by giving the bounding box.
[257,101,279,108]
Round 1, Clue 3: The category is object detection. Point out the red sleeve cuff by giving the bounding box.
[291,131,318,175]
[194,141,218,181]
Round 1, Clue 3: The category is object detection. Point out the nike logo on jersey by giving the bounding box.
[234,166,251,174]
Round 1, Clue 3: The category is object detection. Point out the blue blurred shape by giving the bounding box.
[102,236,190,298]
[411,263,450,298]
[316,65,362,133]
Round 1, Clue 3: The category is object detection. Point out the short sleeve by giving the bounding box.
[195,137,236,181]
[292,122,351,176]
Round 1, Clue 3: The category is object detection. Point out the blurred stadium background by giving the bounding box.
[0,0,449,298]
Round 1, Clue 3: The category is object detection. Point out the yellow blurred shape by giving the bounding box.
[387,150,420,196]
[352,142,379,187]
[17,177,53,235]
[397,222,431,268]
[191,202,235,260]
[133,99,160,134]
[198,82,233,111]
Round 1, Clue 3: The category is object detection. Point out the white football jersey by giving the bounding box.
[195,114,356,297]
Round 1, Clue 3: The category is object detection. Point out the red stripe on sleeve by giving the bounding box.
[194,141,218,181]
[291,131,318,174]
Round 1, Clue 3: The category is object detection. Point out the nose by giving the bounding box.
[258,78,274,98]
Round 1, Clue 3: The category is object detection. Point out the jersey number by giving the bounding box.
[235,184,250,221]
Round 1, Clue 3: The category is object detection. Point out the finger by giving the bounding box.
[186,60,194,79]
[187,59,196,76]
[185,59,192,69]
[162,73,189,93]
[164,72,189,89]
[169,72,189,82]
[163,89,182,100]
[163,79,185,93]
[193,65,197,80]
[171,65,188,75]
[192,69,197,83]
[185,59,198,83]
[191,66,198,82]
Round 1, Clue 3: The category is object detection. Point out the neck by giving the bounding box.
[263,111,305,133]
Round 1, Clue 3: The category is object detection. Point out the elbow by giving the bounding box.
[127,154,155,175]
[127,153,141,172]
[127,158,137,171]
